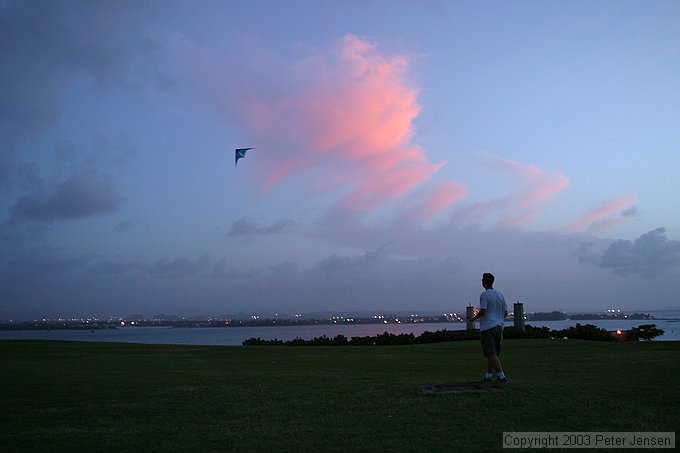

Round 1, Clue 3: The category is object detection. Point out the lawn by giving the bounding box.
[1,339,678,452]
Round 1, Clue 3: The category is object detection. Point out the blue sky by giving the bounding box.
[2,0,680,319]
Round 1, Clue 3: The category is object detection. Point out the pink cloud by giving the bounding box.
[212,34,450,212]
[484,152,569,209]
[560,194,637,234]
[452,152,569,228]
[451,198,509,226]
[585,216,629,235]
[410,181,468,220]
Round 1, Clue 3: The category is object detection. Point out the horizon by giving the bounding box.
[2,1,680,320]
[4,306,676,324]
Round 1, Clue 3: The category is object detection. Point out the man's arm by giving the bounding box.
[471,308,486,321]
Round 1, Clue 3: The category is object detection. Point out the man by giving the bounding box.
[470,272,508,383]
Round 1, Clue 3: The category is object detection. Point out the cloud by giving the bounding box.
[579,228,680,277]
[622,206,640,218]
[210,260,258,280]
[408,181,467,221]
[307,244,460,308]
[451,153,569,229]
[0,152,43,192]
[561,194,637,234]
[115,218,136,232]
[9,169,124,221]
[2,223,678,319]
[227,218,298,238]
[493,154,570,227]
[491,155,568,207]
[268,261,300,276]
[0,1,163,140]
[318,245,389,274]
[191,34,456,215]
[147,255,211,280]
[0,1,165,196]
[4,246,99,276]
[84,258,144,276]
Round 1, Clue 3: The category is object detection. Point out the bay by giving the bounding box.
[0,309,678,345]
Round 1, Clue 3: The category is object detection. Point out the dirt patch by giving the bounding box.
[418,383,499,394]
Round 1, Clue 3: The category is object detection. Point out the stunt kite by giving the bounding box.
[235,147,254,167]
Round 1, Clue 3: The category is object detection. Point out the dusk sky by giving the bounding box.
[2,0,680,320]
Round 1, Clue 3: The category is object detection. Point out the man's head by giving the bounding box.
[482,272,495,289]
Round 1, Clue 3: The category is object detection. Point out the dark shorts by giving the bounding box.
[481,325,503,358]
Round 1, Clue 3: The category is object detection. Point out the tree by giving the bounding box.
[626,324,664,341]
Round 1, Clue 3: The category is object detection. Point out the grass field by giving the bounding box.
[1,339,678,452]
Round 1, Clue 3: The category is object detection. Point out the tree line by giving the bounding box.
[242,323,664,346]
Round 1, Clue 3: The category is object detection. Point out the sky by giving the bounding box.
[2,0,680,320]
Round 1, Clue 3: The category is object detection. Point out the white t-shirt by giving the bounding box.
[479,288,507,331]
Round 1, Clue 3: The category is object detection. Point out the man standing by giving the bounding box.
[470,272,508,383]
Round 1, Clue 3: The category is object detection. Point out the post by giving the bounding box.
[466,305,475,331]
[514,301,525,332]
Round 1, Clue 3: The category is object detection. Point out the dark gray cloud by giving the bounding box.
[227,217,298,238]
[211,260,259,280]
[4,246,99,276]
[622,206,640,218]
[0,225,676,321]
[0,155,40,191]
[580,228,680,277]
[0,0,165,194]
[147,255,211,280]
[0,0,163,139]
[84,258,144,276]
[115,218,135,232]
[10,168,124,221]
[318,246,389,274]
[0,214,50,248]
[1,196,678,320]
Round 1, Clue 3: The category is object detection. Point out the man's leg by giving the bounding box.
[481,329,496,381]
[490,327,507,382]
[487,355,502,374]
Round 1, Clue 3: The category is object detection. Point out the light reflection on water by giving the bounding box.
[1,311,678,346]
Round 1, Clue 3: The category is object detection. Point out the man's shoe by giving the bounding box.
[498,376,508,383]
[482,377,492,383]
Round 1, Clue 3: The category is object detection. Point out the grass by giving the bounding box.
[1,339,678,452]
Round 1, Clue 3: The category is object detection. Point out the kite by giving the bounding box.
[235,147,254,167]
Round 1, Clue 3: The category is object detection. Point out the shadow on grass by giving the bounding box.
[419,382,500,393]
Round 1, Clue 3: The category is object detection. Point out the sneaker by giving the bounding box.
[497,376,508,383]
[482,377,492,383]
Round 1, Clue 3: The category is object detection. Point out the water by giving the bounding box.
[521,309,680,341]
[0,323,464,347]
[1,310,678,346]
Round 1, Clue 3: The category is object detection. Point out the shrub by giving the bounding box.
[242,323,660,346]
[416,329,480,343]
[503,325,551,339]
[552,323,614,342]
[626,324,664,341]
